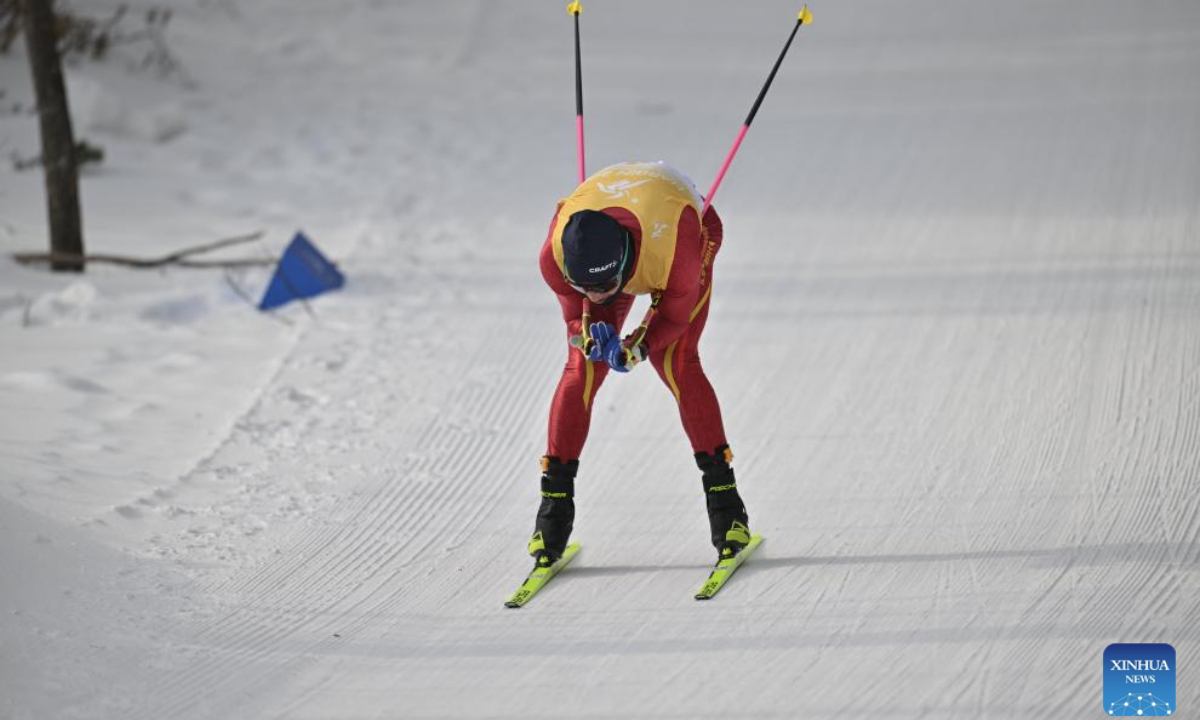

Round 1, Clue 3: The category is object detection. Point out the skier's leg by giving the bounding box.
[545,292,633,459]
[648,267,750,554]
[545,344,613,461]
[533,295,633,559]
[648,288,727,454]
[532,349,603,562]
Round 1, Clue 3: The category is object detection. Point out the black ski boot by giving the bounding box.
[528,456,578,565]
[696,445,751,559]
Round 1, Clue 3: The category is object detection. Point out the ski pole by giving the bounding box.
[566,2,596,350]
[620,6,813,358]
[701,4,813,216]
[568,1,586,185]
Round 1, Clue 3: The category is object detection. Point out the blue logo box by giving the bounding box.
[1104,643,1175,716]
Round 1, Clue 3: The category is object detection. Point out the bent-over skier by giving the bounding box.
[528,160,752,568]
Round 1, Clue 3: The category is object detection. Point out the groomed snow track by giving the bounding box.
[5,1,1200,718]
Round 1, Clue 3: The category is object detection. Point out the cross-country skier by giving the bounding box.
[529,160,752,567]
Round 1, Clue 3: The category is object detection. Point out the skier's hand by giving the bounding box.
[568,324,609,362]
[609,339,646,373]
[592,323,646,373]
[589,321,618,364]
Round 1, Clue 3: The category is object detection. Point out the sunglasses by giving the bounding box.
[567,275,622,295]
[565,232,630,295]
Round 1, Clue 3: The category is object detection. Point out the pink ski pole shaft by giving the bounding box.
[701,5,813,216]
[566,3,594,343]
[568,2,586,184]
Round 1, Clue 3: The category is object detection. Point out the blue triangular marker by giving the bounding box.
[258,232,346,311]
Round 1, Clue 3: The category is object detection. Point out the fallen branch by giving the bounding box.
[11,231,272,269]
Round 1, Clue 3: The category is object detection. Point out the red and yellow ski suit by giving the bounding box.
[539,162,729,460]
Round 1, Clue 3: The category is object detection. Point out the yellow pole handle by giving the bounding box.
[581,298,593,349]
[567,1,582,16]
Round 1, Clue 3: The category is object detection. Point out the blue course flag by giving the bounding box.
[258,232,346,311]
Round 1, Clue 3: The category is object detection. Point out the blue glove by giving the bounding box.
[589,322,618,364]
[590,322,647,373]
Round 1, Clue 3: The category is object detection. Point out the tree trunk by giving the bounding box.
[22,0,84,272]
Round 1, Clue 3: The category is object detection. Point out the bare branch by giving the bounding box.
[11,230,273,269]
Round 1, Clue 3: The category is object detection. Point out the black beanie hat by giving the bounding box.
[562,210,627,286]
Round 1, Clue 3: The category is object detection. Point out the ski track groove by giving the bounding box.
[145,303,556,717]
[293,333,555,658]
[205,477,407,639]
[142,322,451,711]
[205,289,445,602]
[142,315,436,712]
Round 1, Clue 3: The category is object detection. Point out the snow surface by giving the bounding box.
[2,1,1199,718]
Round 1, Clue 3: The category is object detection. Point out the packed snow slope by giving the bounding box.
[2,1,1199,718]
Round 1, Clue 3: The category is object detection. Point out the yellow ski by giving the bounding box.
[504,543,581,608]
[694,534,764,600]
